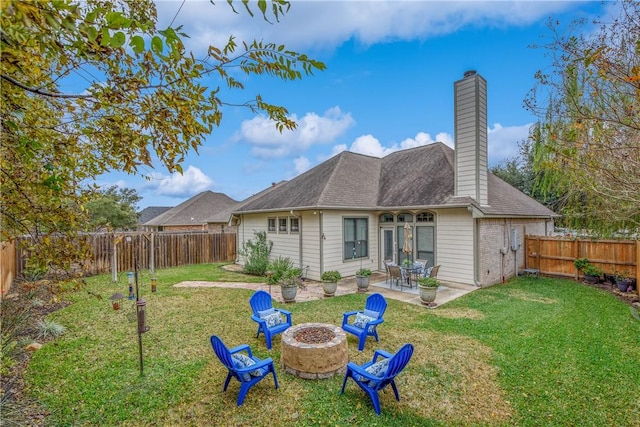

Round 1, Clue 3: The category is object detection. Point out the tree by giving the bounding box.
[85,186,141,231]
[525,1,640,236]
[1,0,325,270]
[491,137,568,215]
[491,139,536,196]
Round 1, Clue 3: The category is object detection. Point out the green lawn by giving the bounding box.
[25,264,640,426]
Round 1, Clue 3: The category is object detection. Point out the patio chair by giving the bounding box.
[341,293,387,351]
[340,343,414,415]
[424,264,440,277]
[412,261,427,283]
[388,265,402,289]
[249,290,292,350]
[209,335,279,406]
[383,260,396,284]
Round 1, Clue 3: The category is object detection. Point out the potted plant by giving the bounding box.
[614,270,634,293]
[574,258,602,284]
[355,268,372,293]
[321,270,342,297]
[279,269,306,303]
[417,276,439,305]
[582,264,603,284]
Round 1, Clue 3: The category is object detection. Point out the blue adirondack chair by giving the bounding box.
[249,290,292,350]
[341,293,387,351]
[209,335,279,406]
[340,343,414,415]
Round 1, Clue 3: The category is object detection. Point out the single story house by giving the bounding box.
[144,190,238,233]
[137,206,172,230]
[231,71,557,286]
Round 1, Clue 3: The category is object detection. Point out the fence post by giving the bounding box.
[112,238,117,282]
[149,232,155,275]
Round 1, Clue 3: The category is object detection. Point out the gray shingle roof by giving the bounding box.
[144,191,238,226]
[137,206,172,224]
[235,143,557,218]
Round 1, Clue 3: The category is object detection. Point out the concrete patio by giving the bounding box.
[177,270,478,307]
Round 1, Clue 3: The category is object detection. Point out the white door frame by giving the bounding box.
[379,226,395,269]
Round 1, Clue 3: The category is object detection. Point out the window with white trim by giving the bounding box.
[343,217,368,260]
[278,218,288,233]
[267,218,276,233]
[290,217,299,233]
[379,213,394,223]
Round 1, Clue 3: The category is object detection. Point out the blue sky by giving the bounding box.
[96,1,610,209]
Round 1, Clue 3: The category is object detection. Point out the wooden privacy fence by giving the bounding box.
[13,232,237,279]
[1,240,16,297]
[525,236,639,280]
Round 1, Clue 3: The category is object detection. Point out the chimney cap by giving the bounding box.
[464,70,477,78]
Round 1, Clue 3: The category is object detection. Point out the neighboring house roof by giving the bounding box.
[217,181,287,224]
[235,143,557,218]
[144,191,238,226]
[138,206,172,224]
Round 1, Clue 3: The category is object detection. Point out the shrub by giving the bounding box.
[574,258,602,276]
[418,277,439,288]
[239,231,273,276]
[321,271,341,282]
[355,268,372,277]
[582,264,602,277]
[34,318,66,340]
[266,256,294,285]
[573,258,590,271]
[279,269,306,289]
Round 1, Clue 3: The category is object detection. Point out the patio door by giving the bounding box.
[380,227,394,268]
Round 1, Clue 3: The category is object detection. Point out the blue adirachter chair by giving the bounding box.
[210,335,279,406]
[249,290,292,350]
[341,293,387,351]
[340,343,414,415]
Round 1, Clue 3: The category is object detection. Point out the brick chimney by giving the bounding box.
[454,70,488,205]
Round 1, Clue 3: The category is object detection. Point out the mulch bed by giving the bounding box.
[581,279,639,306]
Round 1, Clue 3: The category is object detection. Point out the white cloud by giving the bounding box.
[155,1,576,54]
[238,107,355,159]
[293,156,312,175]
[346,131,454,158]
[488,122,533,165]
[334,125,526,166]
[349,134,387,157]
[146,165,214,197]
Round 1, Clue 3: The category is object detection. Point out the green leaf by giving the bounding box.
[85,25,98,42]
[110,32,126,48]
[151,36,163,55]
[100,27,111,46]
[129,35,145,54]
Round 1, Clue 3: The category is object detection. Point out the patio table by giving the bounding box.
[400,266,420,289]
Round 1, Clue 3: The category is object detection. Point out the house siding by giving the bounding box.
[435,208,475,285]
[454,73,488,205]
[319,211,378,280]
[238,212,301,267]
[300,211,321,280]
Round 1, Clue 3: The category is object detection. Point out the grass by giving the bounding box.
[24,263,640,426]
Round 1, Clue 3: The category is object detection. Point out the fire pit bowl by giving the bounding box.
[281,323,348,379]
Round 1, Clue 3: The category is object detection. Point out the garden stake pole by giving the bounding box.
[135,257,143,375]
[134,256,150,376]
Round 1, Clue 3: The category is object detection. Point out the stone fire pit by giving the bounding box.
[281,323,348,379]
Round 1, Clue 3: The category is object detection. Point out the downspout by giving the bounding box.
[468,205,483,287]
[290,210,303,270]
[474,218,482,287]
[319,210,324,277]
[239,214,244,264]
